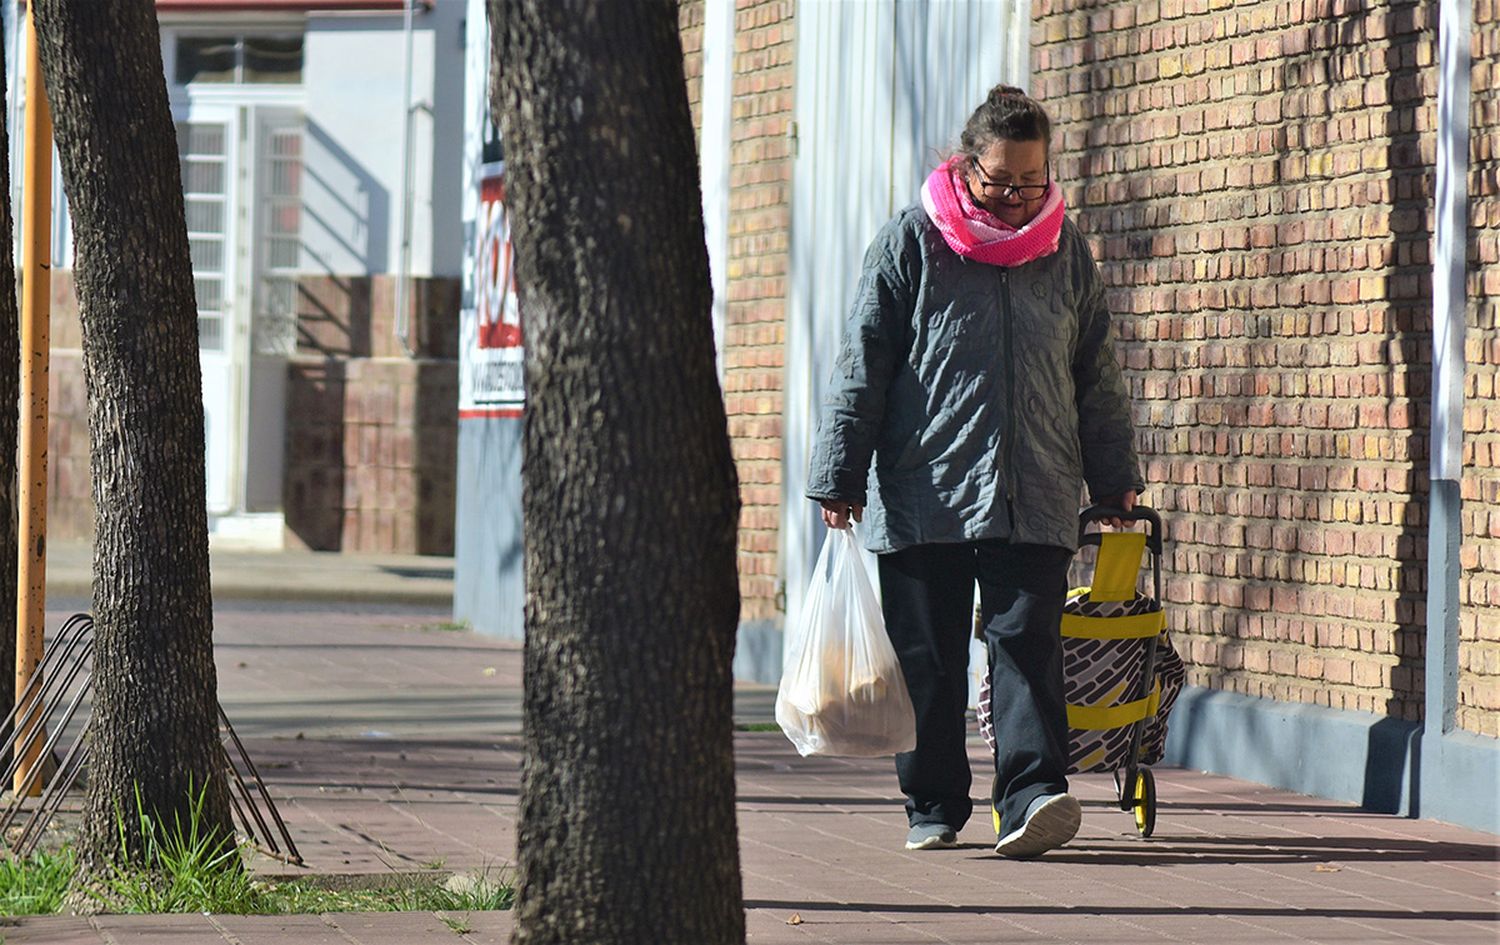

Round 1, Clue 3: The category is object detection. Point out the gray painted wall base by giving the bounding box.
[734,619,784,685]
[1165,686,1498,834]
[454,418,525,640]
[1419,728,1500,834]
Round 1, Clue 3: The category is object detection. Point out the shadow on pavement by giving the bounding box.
[987,832,1497,867]
[745,900,1499,923]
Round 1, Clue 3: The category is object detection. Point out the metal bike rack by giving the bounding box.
[0,614,302,865]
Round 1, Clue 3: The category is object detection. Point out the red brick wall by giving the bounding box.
[1461,0,1499,737]
[680,1,706,132]
[678,1,792,622]
[284,274,458,554]
[1033,0,1450,722]
[46,350,93,542]
[725,0,793,622]
[283,356,456,555]
[47,277,98,541]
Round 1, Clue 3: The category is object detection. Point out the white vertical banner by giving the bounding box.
[700,0,735,380]
[1431,0,1470,484]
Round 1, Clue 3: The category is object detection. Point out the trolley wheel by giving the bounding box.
[1132,767,1157,838]
[1113,767,1134,811]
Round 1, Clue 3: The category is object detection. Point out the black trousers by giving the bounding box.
[878,540,1073,836]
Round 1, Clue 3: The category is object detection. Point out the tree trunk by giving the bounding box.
[0,22,17,769]
[489,3,746,944]
[32,0,230,864]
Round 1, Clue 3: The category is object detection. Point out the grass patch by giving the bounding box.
[0,849,75,916]
[0,852,519,918]
[5,848,517,917]
[735,722,782,732]
[90,784,262,914]
[55,783,515,917]
[254,870,514,915]
[442,914,473,934]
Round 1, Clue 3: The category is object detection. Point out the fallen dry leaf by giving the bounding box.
[1313,864,1342,873]
[482,667,498,677]
[786,913,804,926]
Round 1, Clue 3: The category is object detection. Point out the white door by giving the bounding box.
[243,108,304,512]
[176,108,239,514]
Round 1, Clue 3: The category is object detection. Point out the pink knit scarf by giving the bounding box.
[920,155,1065,267]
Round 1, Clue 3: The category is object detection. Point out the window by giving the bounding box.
[176,35,303,86]
[244,37,304,84]
[176,37,236,84]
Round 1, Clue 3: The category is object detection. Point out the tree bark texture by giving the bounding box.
[32,0,230,864]
[0,26,17,767]
[490,3,746,943]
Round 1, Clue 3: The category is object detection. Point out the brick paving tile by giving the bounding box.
[430,910,515,944]
[57,917,223,944]
[0,916,110,945]
[249,912,513,945]
[199,914,361,945]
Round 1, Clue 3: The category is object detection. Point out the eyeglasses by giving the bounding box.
[969,157,1050,201]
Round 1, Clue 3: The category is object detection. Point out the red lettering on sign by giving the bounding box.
[476,175,522,350]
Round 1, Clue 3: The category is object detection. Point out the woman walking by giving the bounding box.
[807,86,1144,858]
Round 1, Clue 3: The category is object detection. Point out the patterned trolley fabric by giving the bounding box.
[978,588,1186,775]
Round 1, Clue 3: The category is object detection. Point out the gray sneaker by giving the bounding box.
[904,823,958,850]
[994,793,1081,859]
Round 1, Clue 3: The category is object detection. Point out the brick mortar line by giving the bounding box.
[1157,579,1428,594]
[1074,202,1434,222]
[1174,638,1421,658]
[1158,530,1440,543]
[1031,74,1437,110]
[316,913,370,945]
[206,915,248,945]
[1032,0,1426,38]
[1032,37,1433,74]
[86,916,121,945]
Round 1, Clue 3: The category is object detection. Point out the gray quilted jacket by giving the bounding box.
[806,204,1144,554]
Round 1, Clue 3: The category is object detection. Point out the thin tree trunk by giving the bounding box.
[0,21,17,768]
[490,2,746,943]
[32,0,229,864]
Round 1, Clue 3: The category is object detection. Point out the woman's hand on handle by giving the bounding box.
[819,500,864,530]
[1096,490,1138,528]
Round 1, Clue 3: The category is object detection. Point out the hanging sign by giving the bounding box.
[459,167,524,418]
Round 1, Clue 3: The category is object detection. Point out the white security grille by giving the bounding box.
[176,121,230,351]
[253,123,303,356]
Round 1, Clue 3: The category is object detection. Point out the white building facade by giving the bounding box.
[17,0,468,553]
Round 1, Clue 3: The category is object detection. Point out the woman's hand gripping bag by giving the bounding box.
[775,527,917,756]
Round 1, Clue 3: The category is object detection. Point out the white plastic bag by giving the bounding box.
[775,527,917,757]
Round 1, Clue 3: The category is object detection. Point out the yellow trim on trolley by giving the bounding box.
[1067,683,1162,730]
[1060,610,1166,640]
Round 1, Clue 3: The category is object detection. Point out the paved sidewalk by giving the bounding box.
[44,541,455,607]
[2,601,1496,944]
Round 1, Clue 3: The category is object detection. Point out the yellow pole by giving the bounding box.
[14,3,52,797]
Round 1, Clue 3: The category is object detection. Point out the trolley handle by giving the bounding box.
[1078,504,1164,555]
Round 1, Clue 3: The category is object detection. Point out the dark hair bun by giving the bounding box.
[961,85,1052,157]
